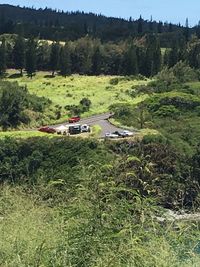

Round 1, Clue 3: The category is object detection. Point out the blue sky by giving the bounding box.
[1,0,200,25]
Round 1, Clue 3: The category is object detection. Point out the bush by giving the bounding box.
[154,105,180,118]
[129,85,154,97]
[0,81,51,129]
[109,77,119,85]
[28,94,51,112]
[147,92,200,113]
[142,134,167,144]
[80,97,92,111]
[65,98,92,115]
[0,82,29,129]
[172,61,198,83]
[151,62,198,93]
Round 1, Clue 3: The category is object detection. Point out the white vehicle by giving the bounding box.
[121,130,134,137]
[55,125,69,135]
[81,124,91,133]
[105,132,119,139]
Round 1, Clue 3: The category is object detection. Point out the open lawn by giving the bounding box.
[5,70,149,119]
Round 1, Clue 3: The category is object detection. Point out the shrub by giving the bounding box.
[147,92,200,113]
[142,134,167,144]
[65,98,92,115]
[109,77,119,85]
[129,85,154,97]
[172,61,198,83]
[0,81,51,129]
[154,105,180,118]
[28,94,51,112]
[80,97,92,110]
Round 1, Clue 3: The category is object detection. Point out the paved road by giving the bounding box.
[52,112,135,138]
[96,120,127,137]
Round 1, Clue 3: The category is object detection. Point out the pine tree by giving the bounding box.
[137,15,143,34]
[149,16,153,32]
[145,46,154,77]
[153,40,161,75]
[163,49,170,66]
[0,39,6,76]
[168,23,173,32]
[84,22,88,35]
[184,18,190,42]
[143,35,162,77]
[157,21,163,33]
[73,37,93,74]
[195,21,200,39]
[13,35,25,76]
[50,41,60,76]
[26,38,37,78]
[188,43,200,69]
[92,23,97,36]
[124,45,138,75]
[168,42,179,68]
[59,43,71,77]
[92,46,102,75]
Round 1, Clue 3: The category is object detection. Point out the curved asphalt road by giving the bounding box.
[52,112,135,138]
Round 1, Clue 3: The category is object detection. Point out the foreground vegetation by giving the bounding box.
[1,185,200,267]
[0,137,200,266]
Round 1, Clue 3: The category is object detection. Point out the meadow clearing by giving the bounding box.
[6,70,149,118]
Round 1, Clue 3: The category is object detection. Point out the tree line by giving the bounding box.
[0,4,196,45]
[0,35,162,77]
[2,33,200,78]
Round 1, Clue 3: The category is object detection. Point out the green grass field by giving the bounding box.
[6,70,149,119]
[0,130,52,139]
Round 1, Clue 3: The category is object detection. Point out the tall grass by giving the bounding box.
[0,184,200,267]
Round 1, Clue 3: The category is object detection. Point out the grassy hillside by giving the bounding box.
[6,70,149,122]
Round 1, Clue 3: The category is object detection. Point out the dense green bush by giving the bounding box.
[150,62,199,93]
[0,81,30,129]
[128,85,154,97]
[154,105,180,118]
[110,103,137,126]
[65,97,92,115]
[109,77,119,85]
[27,94,52,112]
[142,134,168,144]
[0,81,51,129]
[0,137,111,185]
[0,136,199,209]
[172,61,198,83]
[147,92,200,112]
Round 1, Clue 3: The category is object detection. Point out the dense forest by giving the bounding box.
[1,5,200,77]
[0,4,193,43]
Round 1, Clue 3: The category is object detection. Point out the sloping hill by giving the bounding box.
[0,4,186,42]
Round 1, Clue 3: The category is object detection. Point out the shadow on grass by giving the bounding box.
[8,73,22,79]
[44,75,55,79]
